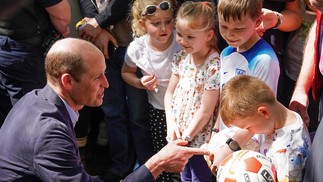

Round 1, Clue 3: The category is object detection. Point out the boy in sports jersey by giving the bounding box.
[216,0,280,131]
[207,0,280,174]
[218,0,280,92]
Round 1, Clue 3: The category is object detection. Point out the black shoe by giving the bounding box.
[100,172,123,182]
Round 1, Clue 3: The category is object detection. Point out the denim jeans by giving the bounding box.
[0,36,46,127]
[102,47,154,177]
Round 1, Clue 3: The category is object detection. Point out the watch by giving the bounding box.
[272,12,282,29]
[226,138,241,152]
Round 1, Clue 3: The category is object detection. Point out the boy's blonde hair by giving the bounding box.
[217,0,262,22]
[176,1,218,49]
[130,0,176,37]
[220,75,275,126]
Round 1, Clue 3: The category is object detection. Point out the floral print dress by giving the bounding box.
[172,50,221,147]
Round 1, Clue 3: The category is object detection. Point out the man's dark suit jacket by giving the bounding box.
[0,85,102,181]
[0,85,154,181]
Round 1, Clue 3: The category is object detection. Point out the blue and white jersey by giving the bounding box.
[220,38,280,95]
[219,39,280,143]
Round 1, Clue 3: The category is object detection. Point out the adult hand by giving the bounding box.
[78,17,102,42]
[256,8,280,37]
[146,140,210,179]
[289,93,310,127]
[309,0,323,12]
[94,29,118,59]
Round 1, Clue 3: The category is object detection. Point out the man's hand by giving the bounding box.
[146,140,209,179]
[78,17,102,42]
[94,30,118,59]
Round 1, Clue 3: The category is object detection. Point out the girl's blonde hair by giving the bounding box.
[130,0,176,37]
[175,1,218,49]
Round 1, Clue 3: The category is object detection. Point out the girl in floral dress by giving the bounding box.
[122,0,181,181]
[164,1,220,181]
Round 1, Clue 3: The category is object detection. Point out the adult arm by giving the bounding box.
[44,0,71,37]
[94,0,131,28]
[277,0,302,31]
[78,0,131,40]
[289,22,316,126]
[257,0,302,36]
[123,140,210,181]
[78,0,98,18]
[78,0,118,57]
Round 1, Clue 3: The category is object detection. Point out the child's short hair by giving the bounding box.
[220,75,275,126]
[217,0,262,22]
[176,1,217,48]
[130,0,176,37]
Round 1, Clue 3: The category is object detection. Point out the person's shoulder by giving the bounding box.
[254,39,276,52]
[127,36,147,57]
[207,51,221,64]
[221,46,235,57]
[5,89,70,135]
[249,39,278,62]
[174,50,187,60]
[129,35,146,48]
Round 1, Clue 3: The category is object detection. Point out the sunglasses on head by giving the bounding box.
[141,1,172,16]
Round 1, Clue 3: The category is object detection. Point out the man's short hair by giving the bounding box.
[45,38,97,84]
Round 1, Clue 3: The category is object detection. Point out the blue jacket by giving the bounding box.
[0,85,101,181]
[0,85,155,181]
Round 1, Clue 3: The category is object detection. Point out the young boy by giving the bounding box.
[218,0,280,91]
[208,0,280,175]
[216,0,280,130]
[218,0,279,93]
[218,0,279,96]
[220,75,311,181]
[210,0,280,165]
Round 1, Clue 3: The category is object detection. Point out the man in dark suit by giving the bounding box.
[0,38,208,181]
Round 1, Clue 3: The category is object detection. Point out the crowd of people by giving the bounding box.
[0,0,322,181]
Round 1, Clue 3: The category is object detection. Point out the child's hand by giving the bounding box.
[166,123,181,142]
[141,75,157,91]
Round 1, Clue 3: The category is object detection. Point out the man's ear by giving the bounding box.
[61,73,73,90]
[257,106,270,119]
